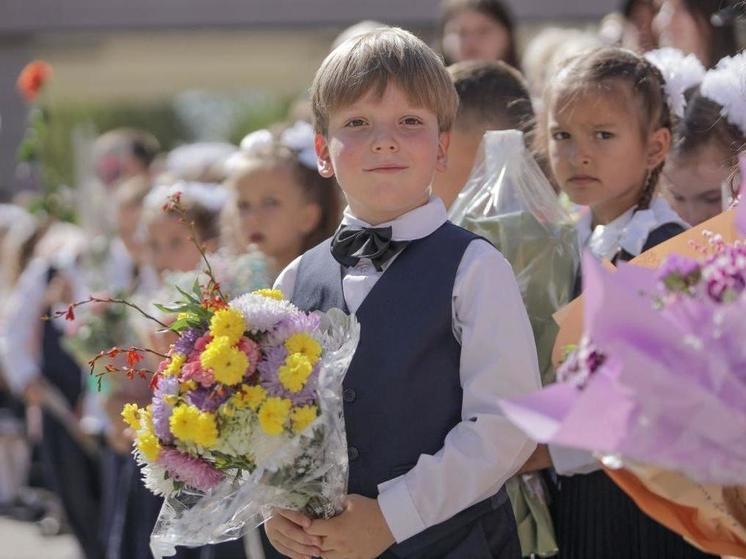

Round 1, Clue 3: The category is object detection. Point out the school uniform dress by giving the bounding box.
[263,197,542,558]
[550,197,715,559]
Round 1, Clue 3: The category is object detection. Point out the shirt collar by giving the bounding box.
[577,197,689,260]
[341,196,448,242]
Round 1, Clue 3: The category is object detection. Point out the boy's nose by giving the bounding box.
[371,132,399,153]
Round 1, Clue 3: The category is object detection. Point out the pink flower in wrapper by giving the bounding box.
[238,337,260,375]
[181,361,215,387]
[158,448,225,492]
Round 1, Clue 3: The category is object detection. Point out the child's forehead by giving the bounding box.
[331,80,430,114]
[550,80,638,123]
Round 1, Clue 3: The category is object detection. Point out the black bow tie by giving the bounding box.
[330,225,409,271]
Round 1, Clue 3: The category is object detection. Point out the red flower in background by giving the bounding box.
[17,60,53,102]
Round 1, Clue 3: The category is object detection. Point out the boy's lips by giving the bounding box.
[364,164,408,173]
[249,232,265,244]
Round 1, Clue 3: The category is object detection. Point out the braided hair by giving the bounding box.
[545,47,672,211]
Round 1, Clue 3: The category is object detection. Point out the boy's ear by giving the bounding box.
[435,131,450,173]
[646,127,671,170]
[315,133,335,178]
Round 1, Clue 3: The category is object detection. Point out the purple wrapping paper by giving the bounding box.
[500,194,746,485]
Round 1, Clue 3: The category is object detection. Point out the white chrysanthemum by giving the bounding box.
[701,52,746,136]
[247,429,299,470]
[645,47,705,118]
[229,293,299,333]
[214,409,257,458]
[135,454,175,497]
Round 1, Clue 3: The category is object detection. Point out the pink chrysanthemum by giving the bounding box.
[238,337,261,376]
[181,361,215,387]
[158,448,225,492]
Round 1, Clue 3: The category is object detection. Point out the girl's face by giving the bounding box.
[547,85,670,224]
[146,215,203,277]
[442,9,511,63]
[231,163,320,269]
[661,143,731,225]
[653,0,709,65]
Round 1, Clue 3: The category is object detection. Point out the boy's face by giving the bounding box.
[315,82,449,225]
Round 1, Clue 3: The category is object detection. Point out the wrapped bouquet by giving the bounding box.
[499,184,746,555]
[118,283,359,557]
[57,194,359,557]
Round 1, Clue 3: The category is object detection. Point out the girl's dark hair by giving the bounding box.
[680,0,740,68]
[439,0,519,69]
[673,85,746,197]
[540,47,672,210]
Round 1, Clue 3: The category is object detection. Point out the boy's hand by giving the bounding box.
[307,495,395,559]
[265,509,322,559]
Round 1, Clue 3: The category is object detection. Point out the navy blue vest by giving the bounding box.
[288,222,513,558]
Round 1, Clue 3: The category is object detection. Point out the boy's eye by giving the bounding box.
[262,197,280,209]
[402,117,423,126]
[671,193,686,202]
[703,194,722,205]
[551,131,570,141]
[238,201,251,212]
[345,118,366,128]
[595,131,614,140]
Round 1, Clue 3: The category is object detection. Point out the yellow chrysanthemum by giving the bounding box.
[180,380,198,393]
[284,333,322,365]
[258,397,292,436]
[193,412,219,448]
[237,385,267,411]
[142,405,155,431]
[277,353,313,393]
[169,404,201,442]
[164,353,186,377]
[136,431,161,461]
[121,403,140,430]
[252,288,284,301]
[290,405,318,434]
[209,308,246,345]
[200,336,248,385]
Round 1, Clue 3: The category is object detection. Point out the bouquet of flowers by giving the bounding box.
[57,195,359,557]
[499,182,746,555]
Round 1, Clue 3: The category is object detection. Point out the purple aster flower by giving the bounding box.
[187,386,232,412]
[152,376,179,443]
[266,312,321,346]
[257,345,287,385]
[258,345,318,404]
[158,448,225,492]
[174,328,203,356]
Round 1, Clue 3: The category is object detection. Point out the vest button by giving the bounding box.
[348,446,360,461]
[343,388,356,403]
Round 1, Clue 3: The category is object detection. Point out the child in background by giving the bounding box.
[432,59,542,208]
[222,121,342,276]
[438,0,519,67]
[662,53,746,225]
[264,27,540,559]
[534,47,713,559]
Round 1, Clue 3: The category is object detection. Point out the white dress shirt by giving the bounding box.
[275,197,541,543]
[549,196,689,476]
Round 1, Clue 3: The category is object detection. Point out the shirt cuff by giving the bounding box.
[377,476,426,543]
[548,444,600,476]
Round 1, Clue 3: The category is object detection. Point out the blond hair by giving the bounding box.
[311,27,458,135]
